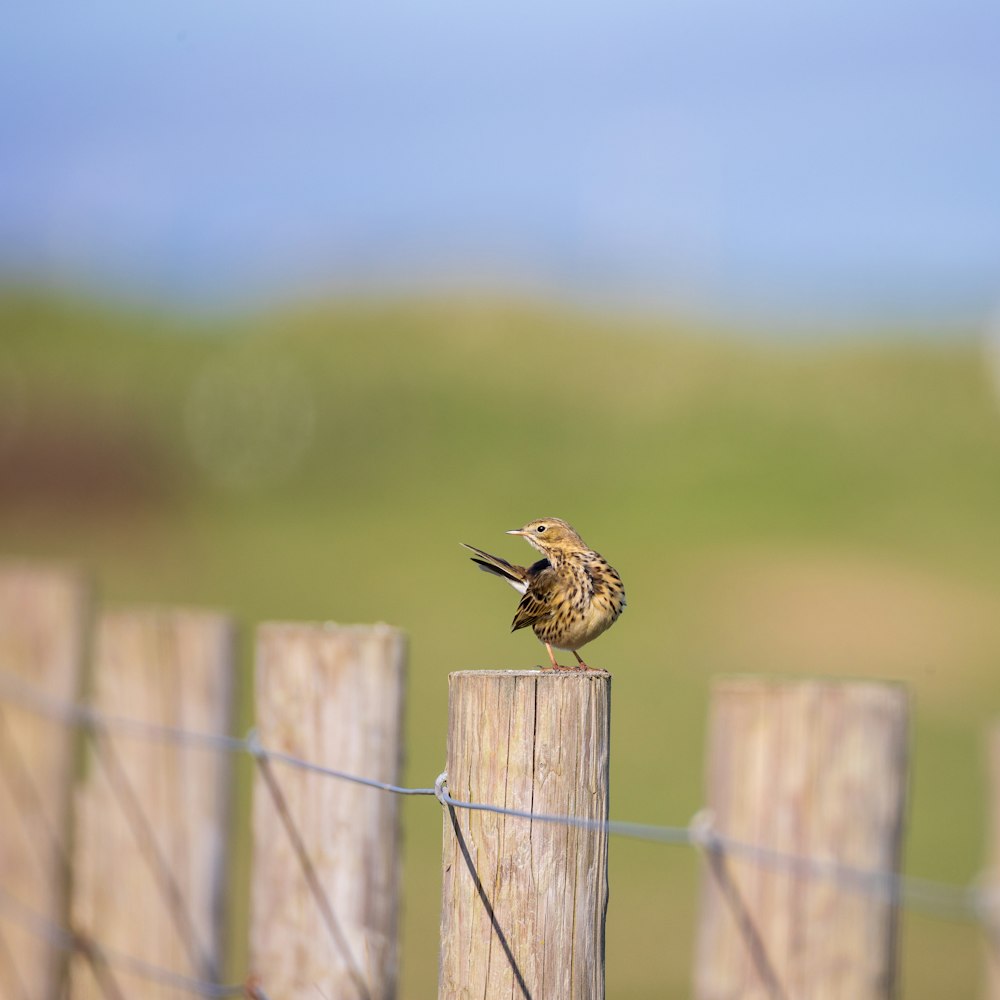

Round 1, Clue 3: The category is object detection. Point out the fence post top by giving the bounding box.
[448,668,612,680]
[257,621,406,639]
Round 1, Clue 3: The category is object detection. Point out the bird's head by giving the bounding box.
[507,517,586,556]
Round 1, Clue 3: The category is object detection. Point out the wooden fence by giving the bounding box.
[0,561,995,999]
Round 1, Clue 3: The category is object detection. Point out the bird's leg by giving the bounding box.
[545,643,575,671]
[572,650,592,671]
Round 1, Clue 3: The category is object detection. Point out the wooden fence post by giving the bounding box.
[69,607,236,998]
[439,670,611,1000]
[0,564,91,1000]
[986,724,1000,1000]
[694,678,909,1000]
[249,622,407,1000]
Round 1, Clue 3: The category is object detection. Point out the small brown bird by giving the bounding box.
[463,517,626,670]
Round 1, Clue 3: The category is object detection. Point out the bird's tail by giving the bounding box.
[461,543,529,594]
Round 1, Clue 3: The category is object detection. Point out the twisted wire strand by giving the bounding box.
[0,887,245,998]
[0,668,992,926]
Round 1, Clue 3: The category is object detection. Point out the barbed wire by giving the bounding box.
[0,666,995,950]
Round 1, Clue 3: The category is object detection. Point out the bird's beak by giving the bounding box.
[506,528,525,536]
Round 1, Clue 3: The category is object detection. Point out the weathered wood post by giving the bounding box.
[0,564,91,1000]
[69,608,237,998]
[694,678,909,1000]
[439,670,611,1000]
[249,622,407,1000]
[986,724,1000,1000]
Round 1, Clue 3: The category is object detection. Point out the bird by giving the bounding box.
[462,517,626,670]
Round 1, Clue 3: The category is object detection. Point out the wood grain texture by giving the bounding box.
[0,564,90,1000]
[695,678,909,1000]
[250,622,406,1000]
[439,669,611,1000]
[69,607,236,999]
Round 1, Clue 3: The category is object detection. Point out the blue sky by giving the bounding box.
[2,1,999,326]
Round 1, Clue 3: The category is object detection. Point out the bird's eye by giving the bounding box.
[536,525,546,532]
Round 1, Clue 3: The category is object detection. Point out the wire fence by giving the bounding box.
[0,666,995,999]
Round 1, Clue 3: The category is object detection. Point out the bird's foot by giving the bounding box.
[543,643,594,671]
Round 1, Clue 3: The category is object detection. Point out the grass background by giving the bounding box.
[2,289,999,996]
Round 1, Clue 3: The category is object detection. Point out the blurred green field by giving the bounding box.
[2,289,1000,997]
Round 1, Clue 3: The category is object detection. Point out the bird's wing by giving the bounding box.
[462,543,529,594]
[510,561,558,632]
